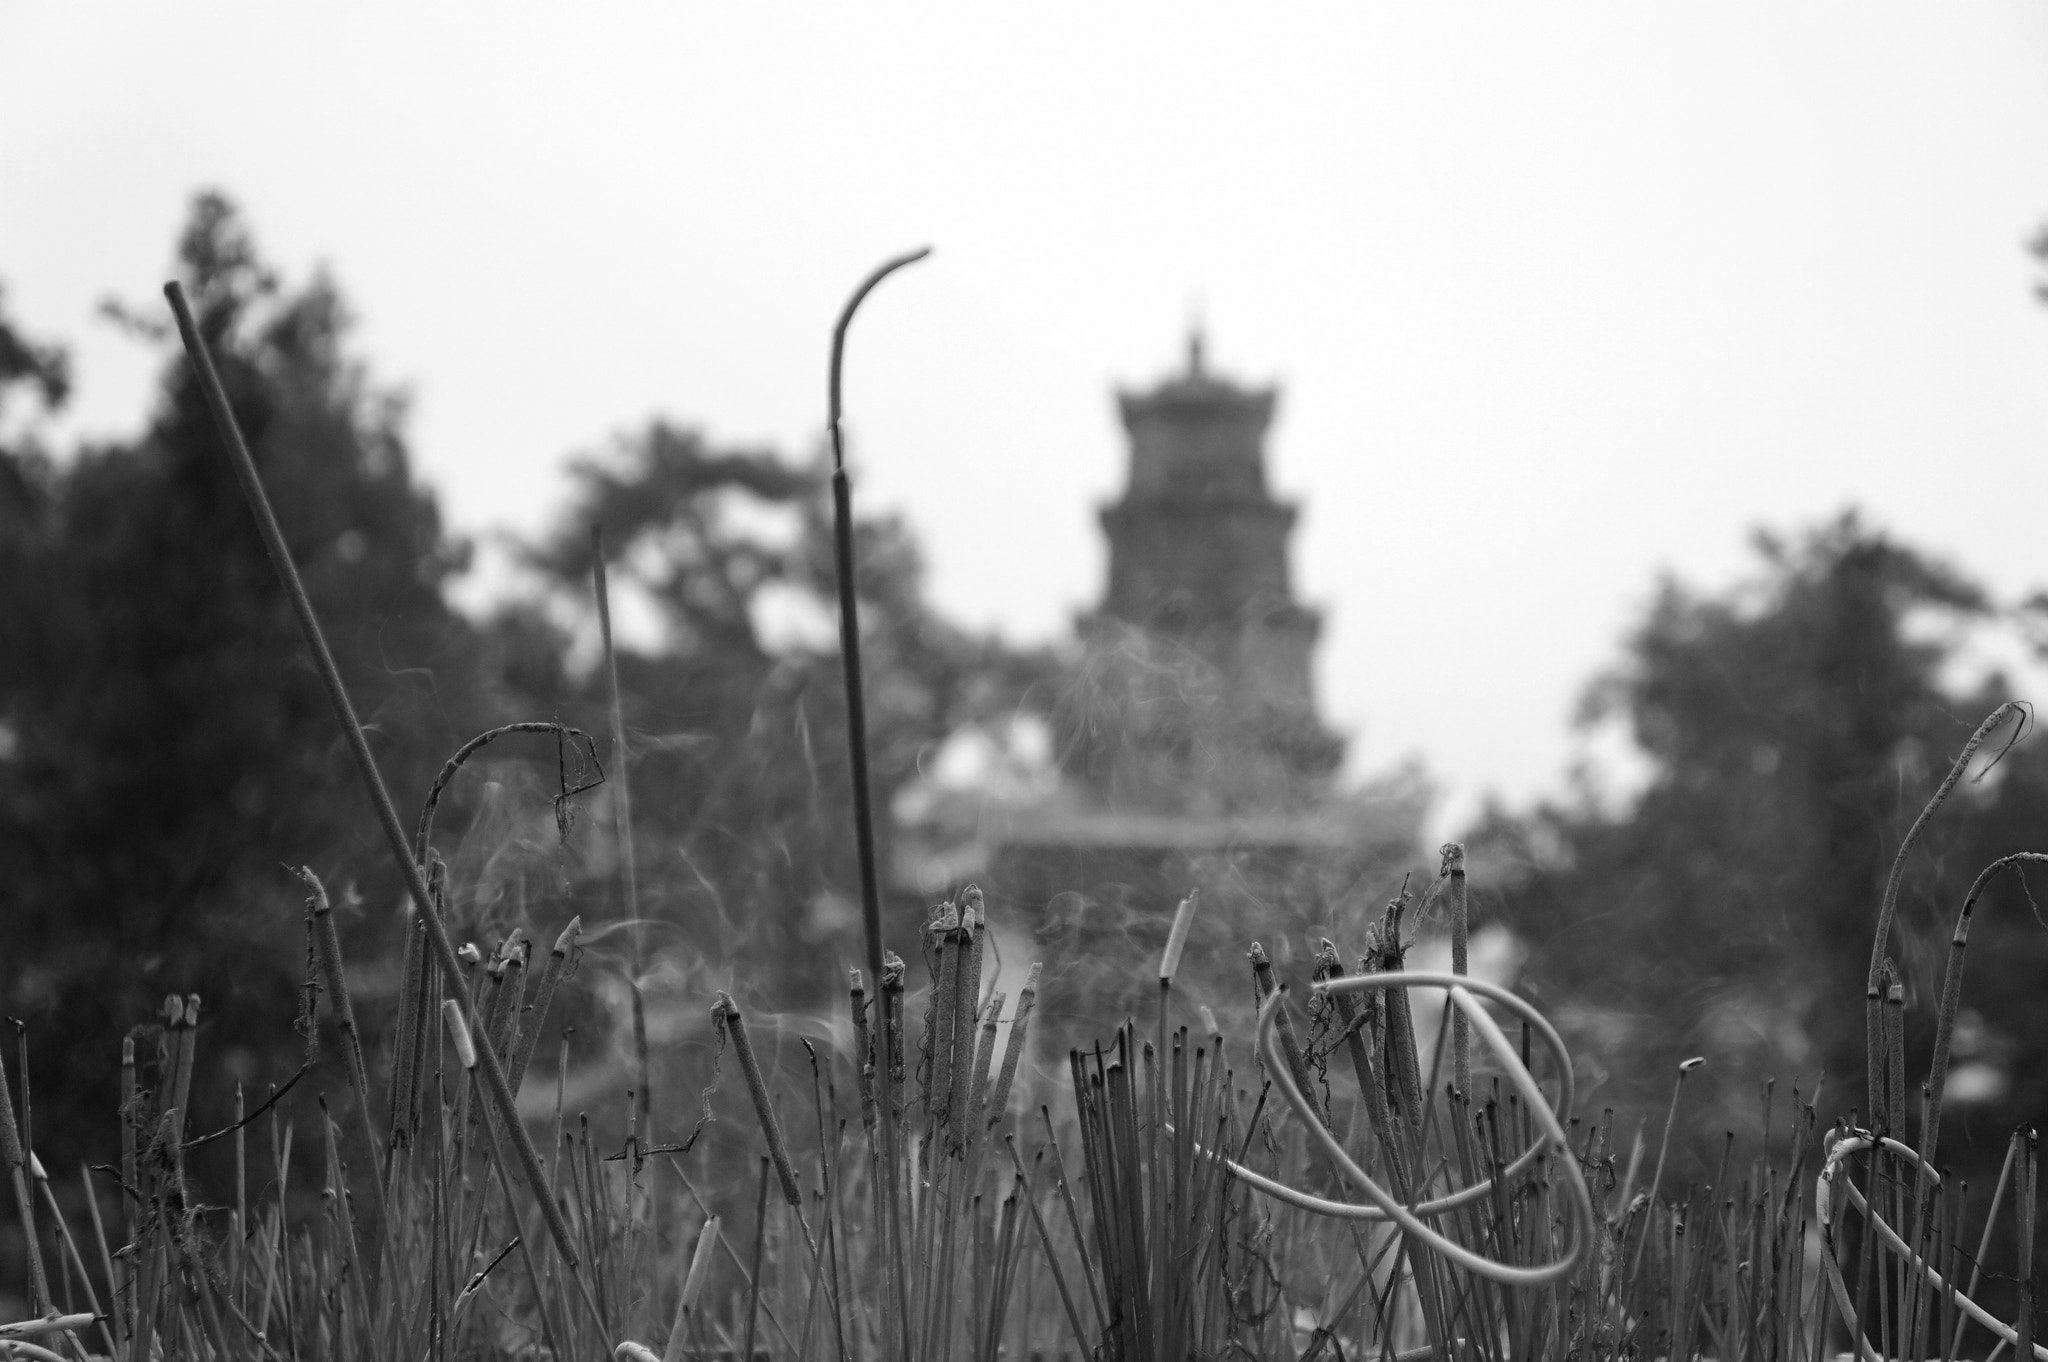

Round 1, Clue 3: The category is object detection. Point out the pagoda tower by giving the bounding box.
[1059,332,1342,815]
[974,331,1417,1035]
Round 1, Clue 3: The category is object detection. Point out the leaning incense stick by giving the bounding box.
[163,281,584,1276]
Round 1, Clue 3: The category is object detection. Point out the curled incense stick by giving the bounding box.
[1924,853,2048,1167]
[0,1314,94,1339]
[1866,702,2027,1120]
[713,993,801,1207]
[1816,1129,2048,1361]
[1230,973,1597,1287]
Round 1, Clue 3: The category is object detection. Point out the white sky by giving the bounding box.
[5,6,2047,835]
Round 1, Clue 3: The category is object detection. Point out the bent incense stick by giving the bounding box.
[825,245,929,1359]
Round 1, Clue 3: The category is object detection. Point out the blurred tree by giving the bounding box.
[518,422,1061,1011]
[0,193,501,1159]
[0,283,71,542]
[1476,512,2048,1174]
[0,285,70,419]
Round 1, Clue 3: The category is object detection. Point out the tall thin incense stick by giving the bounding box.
[592,526,652,1135]
[163,281,586,1277]
[826,244,929,1360]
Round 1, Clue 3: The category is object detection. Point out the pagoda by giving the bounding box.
[1059,330,1342,815]
[982,334,1416,1021]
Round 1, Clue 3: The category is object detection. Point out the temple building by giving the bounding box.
[1057,331,1342,816]
[972,334,1422,1024]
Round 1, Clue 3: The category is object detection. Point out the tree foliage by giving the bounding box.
[0,193,497,1156]
[517,422,1060,1007]
[0,192,1065,1163]
[0,284,72,541]
[1479,513,2048,1176]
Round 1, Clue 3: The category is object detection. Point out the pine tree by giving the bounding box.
[0,193,490,1159]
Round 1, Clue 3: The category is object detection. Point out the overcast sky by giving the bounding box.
[5,6,2046,834]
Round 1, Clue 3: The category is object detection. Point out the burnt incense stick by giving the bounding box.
[1248,942,1325,1129]
[386,867,432,1154]
[951,894,986,1154]
[299,867,389,1259]
[163,281,585,1275]
[928,902,964,1138]
[882,951,907,1128]
[509,917,582,1097]
[985,963,1040,1138]
[851,969,879,1139]
[825,254,928,1352]
[826,245,931,992]
[824,250,934,1358]
[712,993,802,1210]
[1442,843,1472,1096]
